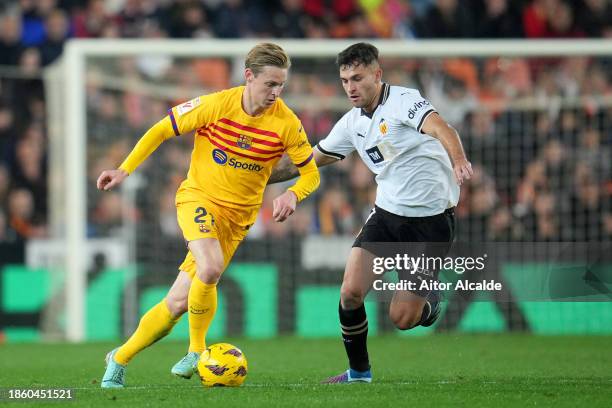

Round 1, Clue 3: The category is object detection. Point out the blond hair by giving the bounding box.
[245,43,291,75]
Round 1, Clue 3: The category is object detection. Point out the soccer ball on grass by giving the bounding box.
[196,343,248,387]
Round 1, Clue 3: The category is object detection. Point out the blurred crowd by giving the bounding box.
[0,0,611,247]
[1,0,612,68]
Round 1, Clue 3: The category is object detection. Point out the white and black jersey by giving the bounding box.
[317,83,459,218]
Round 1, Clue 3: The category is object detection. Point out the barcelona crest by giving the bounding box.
[379,118,388,136]
[237,134,252,150]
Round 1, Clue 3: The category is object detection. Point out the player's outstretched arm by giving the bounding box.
[96,117,175,191]
[421,113,473,186]
[268,148,338,184]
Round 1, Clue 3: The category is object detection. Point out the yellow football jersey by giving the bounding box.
[167,86,313,223]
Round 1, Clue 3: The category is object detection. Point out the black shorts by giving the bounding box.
[354,206,455,246]
[353,205,456,297]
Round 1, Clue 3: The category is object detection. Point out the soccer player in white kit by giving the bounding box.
[269,43,473,383]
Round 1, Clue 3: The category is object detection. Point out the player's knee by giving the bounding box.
[195,263,223,284]
[340,283,365,309]
[389,306,420,331]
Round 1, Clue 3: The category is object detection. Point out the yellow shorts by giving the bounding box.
[176,197,251,278]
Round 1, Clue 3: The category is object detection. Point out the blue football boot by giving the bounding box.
[171,352,200,379]
[101,348,126,388]
[322,368,372,384]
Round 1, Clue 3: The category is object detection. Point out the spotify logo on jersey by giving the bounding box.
[212,148,262,172]
[212,149,228,164]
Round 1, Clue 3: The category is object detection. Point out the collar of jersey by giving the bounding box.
[360,82,390,118]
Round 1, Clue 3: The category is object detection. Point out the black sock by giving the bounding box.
[339,302,370,372]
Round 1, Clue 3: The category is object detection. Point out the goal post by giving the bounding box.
[47,39,612,342]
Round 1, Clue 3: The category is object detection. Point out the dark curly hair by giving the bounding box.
[336,43,379,68]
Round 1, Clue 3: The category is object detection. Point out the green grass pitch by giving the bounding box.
[1,335,611,407]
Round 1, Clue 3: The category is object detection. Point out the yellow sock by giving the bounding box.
[187,278,217,353]
[114,299,180,365]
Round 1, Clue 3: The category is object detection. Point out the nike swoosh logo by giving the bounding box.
[357,133,365,138]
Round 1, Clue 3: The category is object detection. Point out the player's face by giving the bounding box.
[245,66,288,109]
[339,63,382,110]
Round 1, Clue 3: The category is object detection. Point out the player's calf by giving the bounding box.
[389,291,441,330]
[165,296,188,317]
[389,306,422,330]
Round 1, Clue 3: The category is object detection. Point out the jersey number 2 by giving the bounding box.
[194,207,207,223]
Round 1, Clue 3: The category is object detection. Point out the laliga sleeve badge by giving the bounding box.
[176,96,201,116]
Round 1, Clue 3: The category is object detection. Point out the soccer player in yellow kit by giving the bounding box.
[97,43,319,388]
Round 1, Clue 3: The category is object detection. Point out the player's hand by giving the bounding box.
[97,169,129,191]
[453,159,473,186]
[272,190,297,222]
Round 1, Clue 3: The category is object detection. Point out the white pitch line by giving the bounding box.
[71,380,456,390]
[57,378,612,391]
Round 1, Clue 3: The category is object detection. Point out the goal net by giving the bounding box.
[42,39,612,341]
